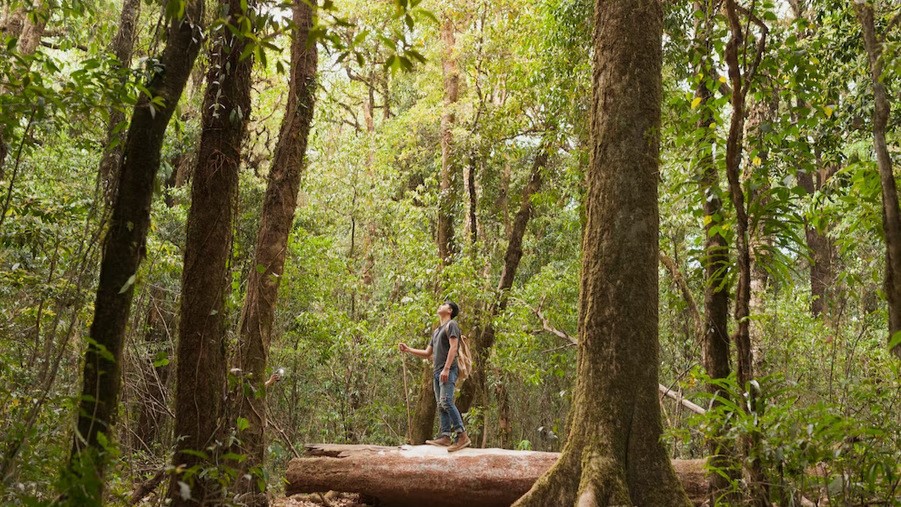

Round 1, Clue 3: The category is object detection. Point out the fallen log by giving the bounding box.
[286,444,708,507]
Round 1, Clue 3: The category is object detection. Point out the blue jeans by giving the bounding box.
[433,366,465,437]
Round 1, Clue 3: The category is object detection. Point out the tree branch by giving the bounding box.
[659,252,703,339]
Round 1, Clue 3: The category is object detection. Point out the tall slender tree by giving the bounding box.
[457,146,547,415]
[99,0,142,205]
[65,1,205,503]
[167,0,254,503]
[513,0,689,503]
[692,0,734,498]
[723,1,770,503]
[232,0,317,503]
[855,1,901,359]
[410,11,462,443]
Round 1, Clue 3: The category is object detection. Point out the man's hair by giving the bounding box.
[446,300,460,319]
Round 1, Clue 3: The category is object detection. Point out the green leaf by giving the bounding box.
[237,417,250,432]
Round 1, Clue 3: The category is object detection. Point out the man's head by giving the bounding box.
[438,300,460,320]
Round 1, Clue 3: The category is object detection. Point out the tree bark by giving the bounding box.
[514,1,689,504]
[231,1,317,503]
[14,0,49,56]
[168,0,253,504]
[99,0,142,205]
[436,14,459,265]
[745,94,777,376]
[65,2,205,502]
[458,148,547,415]
[286,445,708,507]
[855,3,901,359]
[409,361,437,445]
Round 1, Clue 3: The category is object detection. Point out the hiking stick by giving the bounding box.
[401,353,412,443]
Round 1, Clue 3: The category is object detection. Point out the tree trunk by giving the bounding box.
[409,362,437,444]
[99,0,142,205]
[745,94,777,377]
[723,2,770,504]
[436,14,459,265]
[855,3,901,359]
[14,0,49,56]
[286,445,708,507]
[168,0,253,504]
[693,0,731,404]
[411,13,461,442]
[232,1,317,503]
[798,163,839,318]
[465,152,478,247]
[0,1,50,188]
[458,148,546,415]
[514,1,688,504]
[65,2,204,502]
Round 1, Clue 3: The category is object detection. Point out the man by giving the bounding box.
[398,301,471,452]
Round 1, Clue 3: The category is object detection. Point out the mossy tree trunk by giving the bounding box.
[64,1,205,503]
[168,0,253,503]
[231,0,317,503]
[513,0,689,504]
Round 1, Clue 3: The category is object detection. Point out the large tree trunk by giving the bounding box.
[458,148,547,416]
[232,1,317,503]
[856,3,901,359]
[168,1,253,504]
[514,1,688,504]
[99,0,142,205]
[65,2,204,502]
[286,445,708,507]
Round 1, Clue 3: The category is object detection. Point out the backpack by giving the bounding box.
[457,334,474,383]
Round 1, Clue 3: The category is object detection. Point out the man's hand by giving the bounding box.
[265,373,281,388]
[398,342,409,353]
[440,368,449,383]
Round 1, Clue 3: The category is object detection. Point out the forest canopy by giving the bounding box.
[0,0,899,505]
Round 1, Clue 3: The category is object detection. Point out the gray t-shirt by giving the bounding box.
[431,320,461,373]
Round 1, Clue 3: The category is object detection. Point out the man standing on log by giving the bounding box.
[399,301,471,452]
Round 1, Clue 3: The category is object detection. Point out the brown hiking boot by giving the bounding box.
[425,435,452,446]
[447,432,471,452]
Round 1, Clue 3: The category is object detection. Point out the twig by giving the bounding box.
[401,354,412,443]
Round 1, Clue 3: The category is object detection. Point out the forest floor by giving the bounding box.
[274,492,372,507]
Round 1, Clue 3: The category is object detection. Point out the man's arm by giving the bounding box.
[399,342,433,359]
[440,336,459,382]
